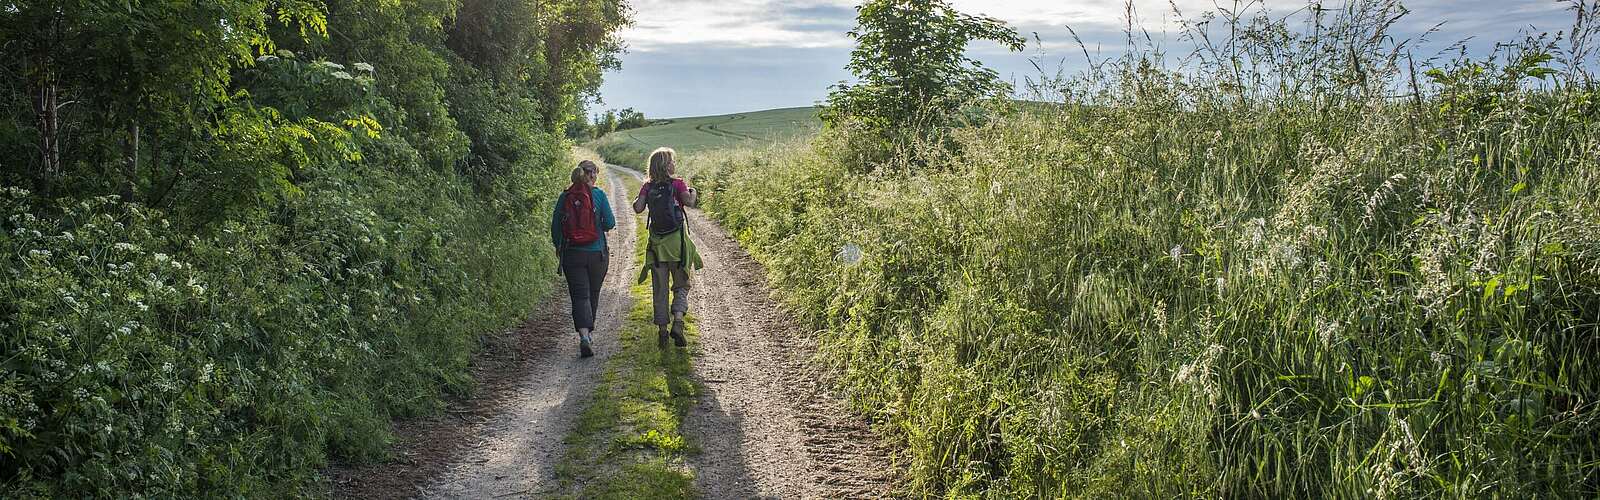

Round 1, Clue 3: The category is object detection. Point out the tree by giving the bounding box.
[0,0,327,198]
[446,0,630,135]
[565,111,595,141]
[615,107,647,130]
[527,0,631,134]
[822,0,1025,135]
[594,109,618,137]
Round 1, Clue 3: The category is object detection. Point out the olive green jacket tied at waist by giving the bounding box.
[638,228,704,283]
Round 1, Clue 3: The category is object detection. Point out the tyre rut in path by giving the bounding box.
[617,166,899,498]
[328,166,639,499]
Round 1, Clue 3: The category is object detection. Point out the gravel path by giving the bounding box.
[334,163,896,499]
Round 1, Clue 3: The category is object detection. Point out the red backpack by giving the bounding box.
[561,184,599,246]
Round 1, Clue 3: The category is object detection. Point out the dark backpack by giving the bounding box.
[645,180,684,235]
[561,184,599,246]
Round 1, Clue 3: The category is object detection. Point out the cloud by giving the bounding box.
[622,0,858,50]
[604,0,1583,117]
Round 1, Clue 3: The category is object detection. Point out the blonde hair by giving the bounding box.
[570,166,589,186]
[647,147,676,183]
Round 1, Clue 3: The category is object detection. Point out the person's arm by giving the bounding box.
[596,188,616,231]
[550,192,565,248]
[632,184,648,214]
[675,179,697,208]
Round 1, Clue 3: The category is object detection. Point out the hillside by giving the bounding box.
[591,106,821,168]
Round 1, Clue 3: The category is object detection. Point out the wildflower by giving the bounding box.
[332,71,354,80]
[836,243,863,265]
[60,232,74,242]
[1361,173,1407,227]
[1315,317,1341,347]
[113,242,137,252]
[154,253,170,263]
[198,363,214,384]
[73,388,88,401]
[1300,225,1327,245]
[353,62,374,72]
[1245,218,1266,246]
[161,362,173,373]
[1168,245,1183,261]
[27,249,51,259]
[1174,362,1198,384]
[318,61,346,70]
[1312,261,1331,287]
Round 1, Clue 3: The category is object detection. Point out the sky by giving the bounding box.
[596,0,1583,118]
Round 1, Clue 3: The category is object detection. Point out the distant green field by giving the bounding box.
[591,106,821,169]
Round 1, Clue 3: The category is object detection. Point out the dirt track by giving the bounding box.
[331,163,896,498]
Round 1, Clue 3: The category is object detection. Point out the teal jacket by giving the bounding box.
[550,186,616,252]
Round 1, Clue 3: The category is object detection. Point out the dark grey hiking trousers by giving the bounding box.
[561,248,608,331]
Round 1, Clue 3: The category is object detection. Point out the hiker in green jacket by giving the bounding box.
[631,147,703,347]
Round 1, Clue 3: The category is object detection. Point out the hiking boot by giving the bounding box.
[579,336,594,358]
[670,318,687,347]
[657,326,669,348]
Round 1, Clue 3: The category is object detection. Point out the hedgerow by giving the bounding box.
[693,2,1600,496]
[0,1,626,495]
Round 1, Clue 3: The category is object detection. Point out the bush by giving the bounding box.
[0,129,561,496]
[0,11,573,494]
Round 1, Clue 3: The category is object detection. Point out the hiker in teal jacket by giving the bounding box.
[551,160,616,357]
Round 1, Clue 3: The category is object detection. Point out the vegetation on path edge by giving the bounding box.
[690,0,1600,497]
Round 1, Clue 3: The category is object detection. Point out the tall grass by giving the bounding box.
[691,1,1600,496]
